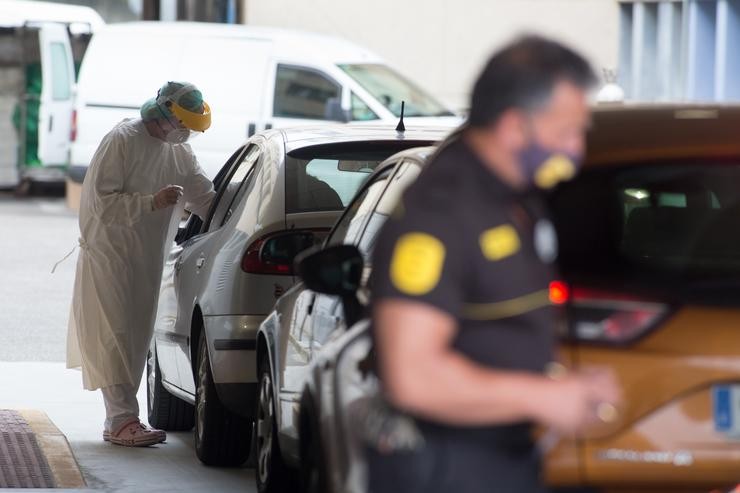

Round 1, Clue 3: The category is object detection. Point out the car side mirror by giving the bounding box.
[325,97,350,123]
[243,230,324,275]
[261,231,319,267]
[296,244,364,325]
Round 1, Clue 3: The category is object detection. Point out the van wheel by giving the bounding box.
[146,344,194,431]
[194,333,252,466]
[299,393,329,493]
[256,358,298,493]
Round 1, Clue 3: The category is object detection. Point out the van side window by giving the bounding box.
[273,65,341,120]
[205,145,261,232]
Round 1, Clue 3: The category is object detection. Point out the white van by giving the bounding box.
[70,21,459,181]
[0,0,104,189]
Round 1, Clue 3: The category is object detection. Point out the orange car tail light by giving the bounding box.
[566,285,669,344]
[549,280,570,305]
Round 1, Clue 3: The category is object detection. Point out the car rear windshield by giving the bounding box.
[285,141,431,213]
[550,161,740,302]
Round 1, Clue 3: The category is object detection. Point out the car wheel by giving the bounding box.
[299,394,330,493]
[194,333,252,466]
[256,358,297,493]
[146,344,194,431]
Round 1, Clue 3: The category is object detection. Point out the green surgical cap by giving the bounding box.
[140,81,204,122]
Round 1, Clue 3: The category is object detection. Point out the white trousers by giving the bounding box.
[101,383,139,432]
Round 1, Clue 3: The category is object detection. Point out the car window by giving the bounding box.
[326,168,394,248]
[550,162,740,302]
[205,145,260,232]
[273,65,341,120]
[177,146,247,244]
[357,159,423,257]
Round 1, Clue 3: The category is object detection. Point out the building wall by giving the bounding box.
[243,0,620,110]
[621,0,740,102]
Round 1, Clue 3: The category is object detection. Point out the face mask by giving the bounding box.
[155,102,193,145]
[517,131,583,190]
[164,127,192,145]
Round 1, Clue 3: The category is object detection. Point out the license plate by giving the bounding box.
[713,385,740,436]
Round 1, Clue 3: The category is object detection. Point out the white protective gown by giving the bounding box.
[67,119,215,391]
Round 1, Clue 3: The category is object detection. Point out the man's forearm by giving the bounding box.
[382,349,547,426]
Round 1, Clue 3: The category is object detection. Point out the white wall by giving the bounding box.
[243,0,620,111]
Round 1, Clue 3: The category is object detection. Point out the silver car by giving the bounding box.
[256,146,435,491]
[148,127,447,467]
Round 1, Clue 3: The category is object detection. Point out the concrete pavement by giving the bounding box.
[0,361,256,492]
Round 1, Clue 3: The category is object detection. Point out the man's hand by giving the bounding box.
[532,368,622,435]
[153,185,184,210]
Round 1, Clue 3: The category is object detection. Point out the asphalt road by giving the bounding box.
[0,192,78,361]
[0,192,256,492]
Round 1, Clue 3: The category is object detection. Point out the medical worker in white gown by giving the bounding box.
[67,82,215,447]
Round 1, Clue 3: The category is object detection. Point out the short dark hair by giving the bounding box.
[468,35,597,128]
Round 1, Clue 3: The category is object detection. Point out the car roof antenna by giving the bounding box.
[396,101,406,133]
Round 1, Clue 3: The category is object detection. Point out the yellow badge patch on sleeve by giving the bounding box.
[390,232,446,295]
[480,224,521,261]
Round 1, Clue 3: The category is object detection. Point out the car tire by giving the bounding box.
[194,333,252,466]
[146,345,194,431]
[256,358,298,493]
[299,393,330,493]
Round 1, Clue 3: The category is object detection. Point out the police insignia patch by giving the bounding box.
[390,233,446,295]
[480,224,520,261]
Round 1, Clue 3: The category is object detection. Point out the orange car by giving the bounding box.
[295,105,740,493]
[545,105,740,492]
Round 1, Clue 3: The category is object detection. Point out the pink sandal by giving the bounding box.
[104,418,166,447]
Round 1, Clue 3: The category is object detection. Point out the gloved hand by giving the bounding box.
[153,185,184,210]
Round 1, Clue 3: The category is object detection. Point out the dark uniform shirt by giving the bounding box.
[369,137,558,493]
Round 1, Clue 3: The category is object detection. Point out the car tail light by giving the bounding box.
[549,281,570,305]
[70,109,77,142]
[241,228,329,275]
[568,286,668,343]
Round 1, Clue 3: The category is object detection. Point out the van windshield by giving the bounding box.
[338,63,454,118]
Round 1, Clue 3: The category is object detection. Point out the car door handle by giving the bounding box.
[196,256,206,269]
[48,115,53,132]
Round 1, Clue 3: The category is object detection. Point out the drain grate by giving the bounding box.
[0,409,55,488]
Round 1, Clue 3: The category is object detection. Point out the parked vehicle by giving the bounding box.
[148,125,450,467]
[281,105,740,493]
[0,0,103,189]
[256,145,434,492]
[70,21,460,185]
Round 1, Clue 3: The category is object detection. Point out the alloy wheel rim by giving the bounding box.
[257,373,274,484]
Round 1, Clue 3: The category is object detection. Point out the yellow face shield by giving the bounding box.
[170,100,211,132]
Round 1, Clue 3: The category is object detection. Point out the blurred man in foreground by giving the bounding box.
[369,36,622,492]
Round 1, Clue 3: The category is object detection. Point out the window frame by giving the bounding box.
[216,146,262,230]
[355,157,424,256]
[201,142,261,233]
[324,160,400,248]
